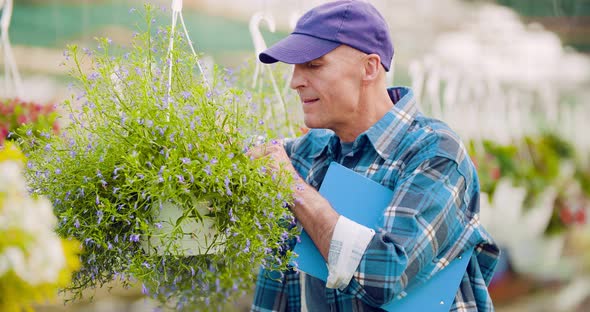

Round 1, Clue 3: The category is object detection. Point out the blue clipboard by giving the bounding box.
[292,162,473,311]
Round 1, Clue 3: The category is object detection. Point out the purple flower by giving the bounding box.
[141,283,148,295]
[204,165,212,176]
[88,72,100,80]
[95,194,100,205]
[181,91,191,99]
[97,210,103,225]
[130,234,140,242]
[107,242,113,250]
[155,222,163,229]
[74,219,80,228]
[243,239,250,253]
[229,209,236,223]
[181,157,191,164]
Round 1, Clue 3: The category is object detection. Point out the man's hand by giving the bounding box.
[246,140,305,192]
[246,139,339,261]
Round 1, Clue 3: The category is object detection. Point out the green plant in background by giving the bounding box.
[19,4,297,310]
[0,98,59,145]
[470,132,588,236]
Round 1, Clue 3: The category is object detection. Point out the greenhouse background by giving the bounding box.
[1,0,589,311]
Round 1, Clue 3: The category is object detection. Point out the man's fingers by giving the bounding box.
[246,144,268,159]
[246,140,284,160]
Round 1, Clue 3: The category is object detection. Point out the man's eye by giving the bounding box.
[307,62,320,68]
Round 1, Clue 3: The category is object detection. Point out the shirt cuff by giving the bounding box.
[326,216,375,290]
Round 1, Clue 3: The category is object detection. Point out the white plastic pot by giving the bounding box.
[141,201,225,256]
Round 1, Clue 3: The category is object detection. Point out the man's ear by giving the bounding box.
[362,54,382,82]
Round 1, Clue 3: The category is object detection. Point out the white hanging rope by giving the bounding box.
[0,0,23,98]
[249,11,294,136]
[166,0,209,102]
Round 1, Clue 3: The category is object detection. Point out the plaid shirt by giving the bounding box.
[252,87,499,311]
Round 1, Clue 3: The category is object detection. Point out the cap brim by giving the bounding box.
[259,33,341,65]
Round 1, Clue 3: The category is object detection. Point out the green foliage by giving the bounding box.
[20,4,297,310]
[471,132,588,235]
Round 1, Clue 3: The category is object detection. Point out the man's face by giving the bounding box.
[290,45,366,133]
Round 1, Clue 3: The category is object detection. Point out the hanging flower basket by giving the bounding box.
[21,4,297,310]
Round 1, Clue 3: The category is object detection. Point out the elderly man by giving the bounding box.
[248,1,499,311]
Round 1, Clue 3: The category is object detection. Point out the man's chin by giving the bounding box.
[303,120,321,130]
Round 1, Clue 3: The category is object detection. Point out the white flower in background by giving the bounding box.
[0,158,65,285]
[479,178,573,279]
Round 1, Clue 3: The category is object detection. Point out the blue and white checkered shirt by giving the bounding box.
[252,87,500,311]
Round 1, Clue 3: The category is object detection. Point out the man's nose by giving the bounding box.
[289,65,306,90]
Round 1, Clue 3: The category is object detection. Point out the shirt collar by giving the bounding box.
[311,87,419,160]
[364,87,419,160]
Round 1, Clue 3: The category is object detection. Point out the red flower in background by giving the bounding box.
[0,98,59,144]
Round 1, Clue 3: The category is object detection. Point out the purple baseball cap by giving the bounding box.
[259,0,394,71]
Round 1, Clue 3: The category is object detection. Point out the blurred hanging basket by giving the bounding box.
[475,133,589,281]
[0,143,80,312]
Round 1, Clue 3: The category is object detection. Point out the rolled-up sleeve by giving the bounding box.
[326,216,375,289]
